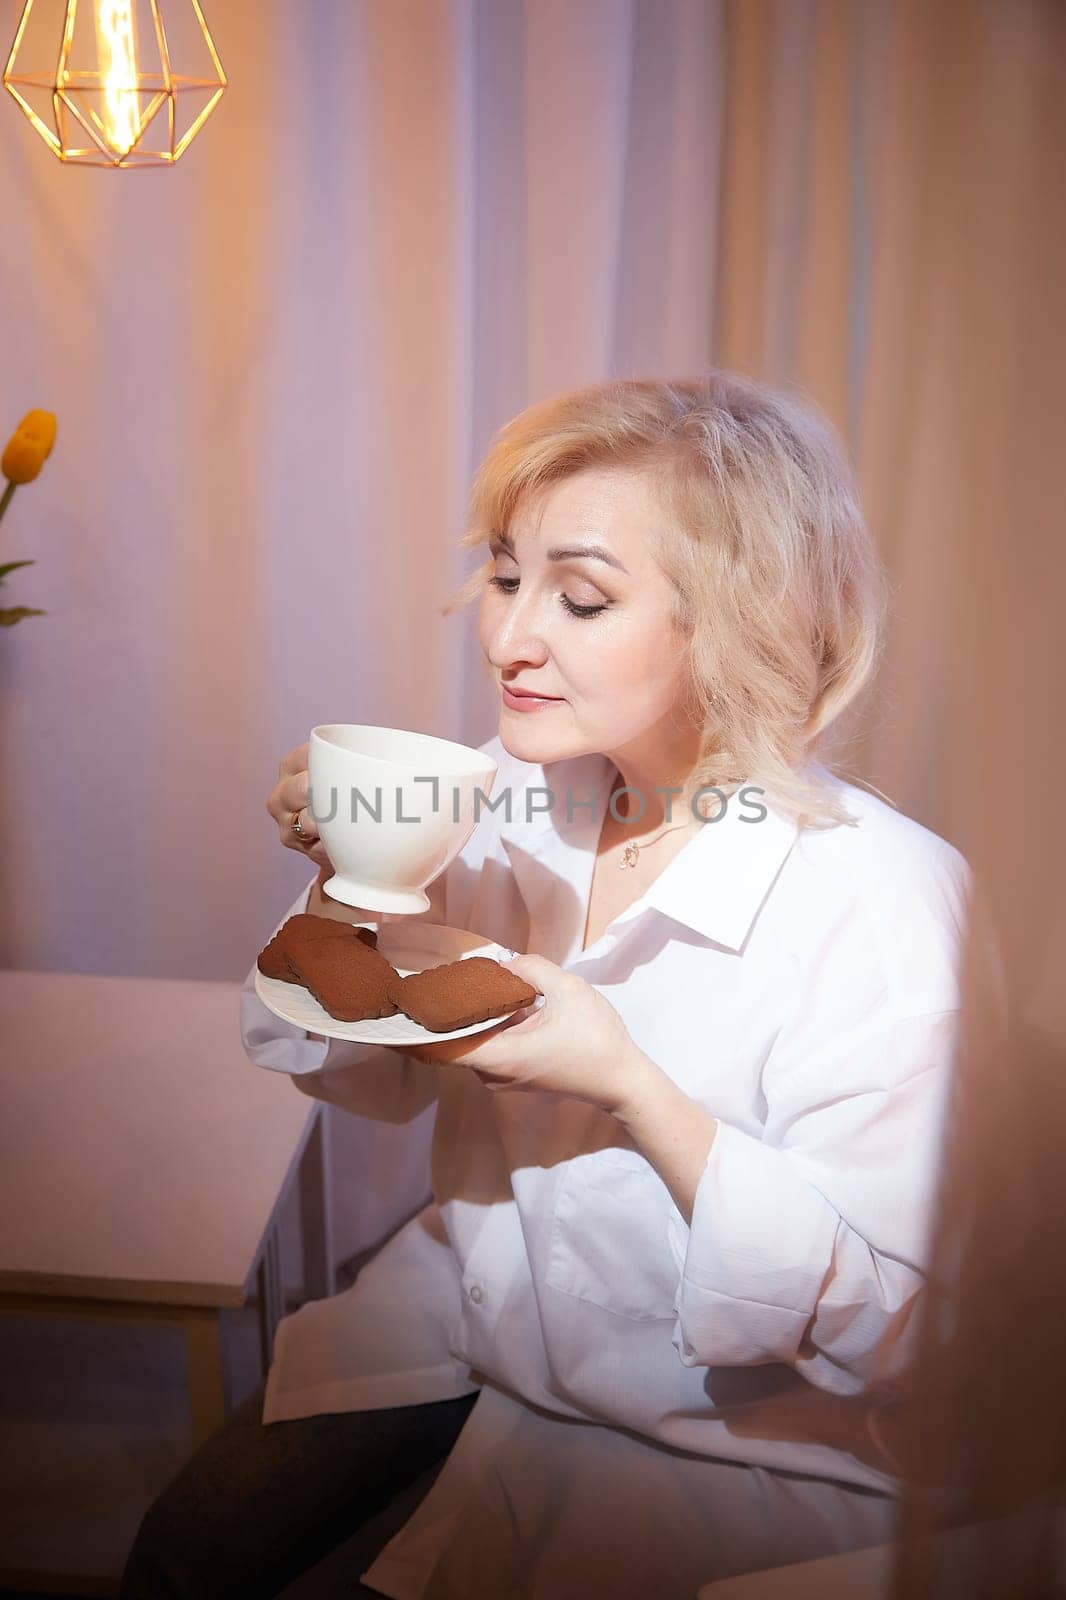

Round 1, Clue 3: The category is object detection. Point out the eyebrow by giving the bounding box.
[489,531,629,574]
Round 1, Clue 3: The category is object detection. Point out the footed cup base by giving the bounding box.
[321,875,432,915]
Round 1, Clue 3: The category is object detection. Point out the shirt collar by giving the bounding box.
[498,751,802,957]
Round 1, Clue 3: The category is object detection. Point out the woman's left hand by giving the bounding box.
[390,953,650,1118]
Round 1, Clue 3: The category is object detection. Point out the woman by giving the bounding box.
[122,374,971,1598]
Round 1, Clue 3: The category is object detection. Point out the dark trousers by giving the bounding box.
[119,1385,479,1599]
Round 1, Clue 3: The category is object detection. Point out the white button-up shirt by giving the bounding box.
[239,736,971,1598]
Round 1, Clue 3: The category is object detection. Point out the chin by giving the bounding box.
[497,715,589,768]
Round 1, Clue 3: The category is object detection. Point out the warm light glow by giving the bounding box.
[94,0,140,156]
[3,0,227,168]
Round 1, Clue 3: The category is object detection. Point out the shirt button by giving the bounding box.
[468,1283,484,1305]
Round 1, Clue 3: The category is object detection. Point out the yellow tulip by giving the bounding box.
[2,410,57,486]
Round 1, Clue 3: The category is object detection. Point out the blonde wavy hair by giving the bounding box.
[442,372,890,830]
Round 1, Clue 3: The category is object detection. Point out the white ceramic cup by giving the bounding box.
[308,724,500,914]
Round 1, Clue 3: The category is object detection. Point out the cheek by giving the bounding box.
[589,616,684,704]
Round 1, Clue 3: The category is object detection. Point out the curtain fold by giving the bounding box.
[877,4,1066,1593]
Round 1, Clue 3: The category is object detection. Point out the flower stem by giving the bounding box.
[0,481,15,525]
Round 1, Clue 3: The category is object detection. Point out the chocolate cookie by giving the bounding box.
[286,934,401,1022]
[256,929,297,982]
[286,913,379,949]
[394,956,539,1033]
[257,914,379,985]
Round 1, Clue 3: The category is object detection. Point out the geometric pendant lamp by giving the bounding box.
[3,0,226,166]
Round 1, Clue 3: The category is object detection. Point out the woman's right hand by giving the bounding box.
[267,742,332,872]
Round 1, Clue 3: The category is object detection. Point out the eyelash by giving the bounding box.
[487,574,609,619]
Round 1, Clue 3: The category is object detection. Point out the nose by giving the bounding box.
[483,584,551,673]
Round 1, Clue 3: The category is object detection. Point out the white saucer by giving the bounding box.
[254,919,542,1045]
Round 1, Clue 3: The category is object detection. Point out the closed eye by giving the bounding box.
[487,574,609,620]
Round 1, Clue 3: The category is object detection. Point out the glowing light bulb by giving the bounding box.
[93,0,140,156]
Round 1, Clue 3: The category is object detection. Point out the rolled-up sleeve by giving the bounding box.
[665,1005,961,1396]
[239,877,439,1124]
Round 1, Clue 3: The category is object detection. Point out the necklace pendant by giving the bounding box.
[619,842,640,870]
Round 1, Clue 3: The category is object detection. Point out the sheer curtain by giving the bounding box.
[2,1,1064,1579]
[0,0,997,980]
[0,0,723,980]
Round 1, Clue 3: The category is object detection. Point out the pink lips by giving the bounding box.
[501,683,564,711]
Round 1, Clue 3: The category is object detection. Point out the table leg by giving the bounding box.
[298,1103,335,1301]
[257,1224,284,1377]
[183,1307,228,1446]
